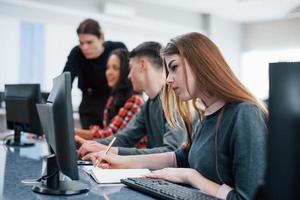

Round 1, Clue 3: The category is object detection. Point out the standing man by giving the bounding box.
[64,18,127,129]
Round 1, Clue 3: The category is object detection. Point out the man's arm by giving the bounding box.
[97,103,148,147]
[116,124,185,155]
[77,102,148,158]
[94,95,144,139]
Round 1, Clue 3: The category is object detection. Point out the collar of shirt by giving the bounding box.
[204,99,226,116]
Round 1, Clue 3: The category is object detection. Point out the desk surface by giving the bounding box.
[0,136,155,200]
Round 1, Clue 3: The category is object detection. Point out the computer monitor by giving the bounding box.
[4,84,43,146]
[0,91,4,108]
[267,62,300,199]
[32,72,89,195]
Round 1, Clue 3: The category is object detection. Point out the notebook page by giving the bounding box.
[83,166,150,184]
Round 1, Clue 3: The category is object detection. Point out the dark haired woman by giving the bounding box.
[75,49,146,147]
[63,18,127,129]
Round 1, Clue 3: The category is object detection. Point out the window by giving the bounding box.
[19,21,45,86]
[241,48,300,100]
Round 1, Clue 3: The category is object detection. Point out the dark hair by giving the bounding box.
[129,41,163,70]
[106,48,135,124]
[76,18,102,38]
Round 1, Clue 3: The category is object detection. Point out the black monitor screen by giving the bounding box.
[5,84,42,134]
[46,72,78,180]
[267,62,300,199]
[4,84,43,146]
[0,91,4,108]
[34,72,88,195]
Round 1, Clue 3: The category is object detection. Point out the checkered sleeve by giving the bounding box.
[94,95,144,139]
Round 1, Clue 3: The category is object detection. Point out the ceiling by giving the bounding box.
[129,0,300,23]
[2,0,300,23]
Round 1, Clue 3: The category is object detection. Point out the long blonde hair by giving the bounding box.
[162,32,268,149]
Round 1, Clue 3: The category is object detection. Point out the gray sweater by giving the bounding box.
[98,93,185,155]
[175,101,267,200]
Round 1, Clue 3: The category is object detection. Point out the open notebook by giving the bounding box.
[83,166,151,184]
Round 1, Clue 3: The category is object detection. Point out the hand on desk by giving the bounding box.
[75,135,118,158]
[144,168,200,185]
[83,151,128,169]
[144,168,221,197]
[75,135,87,145]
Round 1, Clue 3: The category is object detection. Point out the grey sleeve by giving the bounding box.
[174,117,199,167]
[227,104,267,200]
[117,124,185,155]
[97,105,147,147]
[175,147,190,168]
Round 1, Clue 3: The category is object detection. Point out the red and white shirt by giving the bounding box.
[89,95,148,148]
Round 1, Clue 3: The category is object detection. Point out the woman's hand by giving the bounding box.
[83,151,129,169]
[146,168,221,197]
[75,128,94,140]
[145,168,201,185]
[75,135,87,144]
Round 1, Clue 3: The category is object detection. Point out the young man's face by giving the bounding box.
[78,33,104,59]
[128,57,144,92]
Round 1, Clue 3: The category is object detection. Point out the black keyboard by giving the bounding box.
[121,178,219,200]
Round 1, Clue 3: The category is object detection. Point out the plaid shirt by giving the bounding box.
[90,95,148,148]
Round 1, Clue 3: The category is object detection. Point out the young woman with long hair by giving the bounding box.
[86,33,267,200]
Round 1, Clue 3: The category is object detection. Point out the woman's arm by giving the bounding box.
[189,104,266,199]
[86,151,177,170]
[226,104,267,200]
[187,171,223,197]
[75,128,94,140]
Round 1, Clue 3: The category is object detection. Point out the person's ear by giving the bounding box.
[139,58,148,72]
[100,32,105,42]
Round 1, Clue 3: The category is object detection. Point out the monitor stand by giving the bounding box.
[32,154,89,195]
[5,125,34,147]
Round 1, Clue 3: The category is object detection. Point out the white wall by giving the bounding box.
[44,23,77,91]
[44,23,82,109]
[209,15,243,77]
[0,17,20,90]
[242,17,300,100]
[244,18,300,51]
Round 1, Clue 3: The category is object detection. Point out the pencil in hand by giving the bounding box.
[94,137,116,168]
